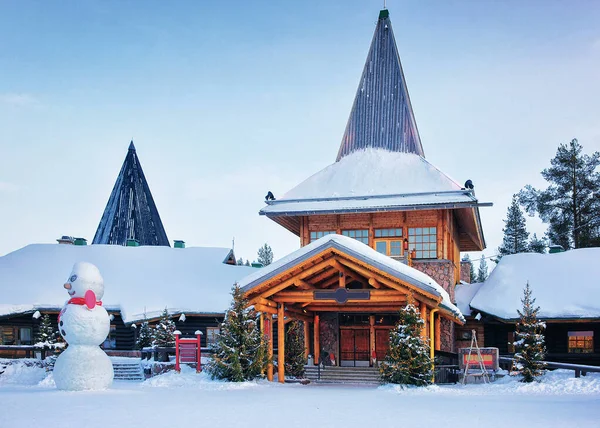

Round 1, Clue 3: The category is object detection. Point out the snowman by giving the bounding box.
[53,262,114,390]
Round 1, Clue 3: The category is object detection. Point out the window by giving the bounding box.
[1,327,15,345]
[408,227,437,259]
[310,231,335,242]
[102,325,117,349]
[206,327,220,346]
[374,229,403,257]
[19,327,32,345]
[568,331,594,353]
[342,229,369,244]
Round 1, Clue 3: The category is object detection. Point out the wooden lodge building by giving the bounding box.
[240,9,490,382]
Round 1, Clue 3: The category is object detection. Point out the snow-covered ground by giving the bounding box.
[1,363,600,428]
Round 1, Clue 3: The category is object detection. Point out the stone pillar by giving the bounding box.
[460,259,472,284]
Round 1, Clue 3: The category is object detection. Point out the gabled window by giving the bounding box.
[568,331,593,353]
[408,227,437,259]
[310,231,335,242]
[342,229,369,245]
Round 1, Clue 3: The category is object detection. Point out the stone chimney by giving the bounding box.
[460,258,472,283]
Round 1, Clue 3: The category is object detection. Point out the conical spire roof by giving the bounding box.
[92,141,170,247]
[336,9,424,161]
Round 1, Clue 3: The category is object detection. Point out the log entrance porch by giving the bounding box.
[239,235,464,383]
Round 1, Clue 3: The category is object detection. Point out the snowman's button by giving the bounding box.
[59,321,63,326]
[61,329,66,336]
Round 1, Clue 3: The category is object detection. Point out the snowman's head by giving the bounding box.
[63,262,104,300]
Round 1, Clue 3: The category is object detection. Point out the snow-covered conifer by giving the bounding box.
[285,320,305,378]
[379,303,432,386]
[34,313,57,346]
[152,308,176,347]
[136,316,154,349]
[206,283,268,381]
[476,255,489,282]
[498,195,529,257]
[514,282,546,383]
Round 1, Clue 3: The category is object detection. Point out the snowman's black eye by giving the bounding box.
[69,274,77,283]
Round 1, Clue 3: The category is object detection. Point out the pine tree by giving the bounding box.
[476,255,488,282]
[257,243,274,266]
[136,316,154,349]
[206,283,268,381]
[498,195,529,257]
[528,233,546,254]
[285,320,306,378]
[153,308,176,347]
[244,260,251,267]
[379,303,433,386]
[519,138,600,249]
[514,282,546,383]
[236,257,244,266]
[34,314,57,346]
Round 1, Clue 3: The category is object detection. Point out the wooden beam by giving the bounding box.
[339,271,346,288]
[368,277,381,289]
[294,279,315,290]
[266,313,273,382]
[306,267,337,285]
[249,296,277,308]
[320,275,341,289]
[254,303,277,315]
[304,305,403,312]
[258,258,337,299]
[420,302,427,338]
[314,314,320,365]
[278,304,285,384]
[304,321,310,360]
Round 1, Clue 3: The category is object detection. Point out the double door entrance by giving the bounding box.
[340,327,391,367]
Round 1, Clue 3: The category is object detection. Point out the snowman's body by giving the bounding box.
[54,262,114,391]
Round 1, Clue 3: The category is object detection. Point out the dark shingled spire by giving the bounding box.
[92,141,170,247]
[336,9,424,161]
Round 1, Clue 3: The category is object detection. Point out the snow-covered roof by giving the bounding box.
[239,234,464,321]
[0,244,255,323]
[470,249,600,320]
[260,149,476,216]
[454,282,484,317]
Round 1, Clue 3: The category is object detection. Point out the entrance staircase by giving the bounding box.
[110,357,145,381]
[304,365,381,385]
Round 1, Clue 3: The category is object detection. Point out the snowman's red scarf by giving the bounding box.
[58,299,103,323]
[67,297,103,307]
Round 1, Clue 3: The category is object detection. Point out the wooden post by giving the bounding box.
[369,315,376,366]
[267,313,273,382]
[435,314,441,351]
[420,302,427,338]
[303,320,310,360]
[314,314,320,365]
[339,272,346,288]
[277,304,285,384]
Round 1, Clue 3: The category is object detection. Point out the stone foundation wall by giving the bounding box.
[460,261,471,284]
[412,259,456,302]
[319,314,339,365]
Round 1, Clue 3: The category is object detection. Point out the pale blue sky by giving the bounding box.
[1,1,599,267]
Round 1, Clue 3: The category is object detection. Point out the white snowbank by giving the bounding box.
[239,234,463,320]
[381,370,600,396]
[0,244,256,323]
[470,249,600,319]
[0,359,48,386]
[142,365,263,390]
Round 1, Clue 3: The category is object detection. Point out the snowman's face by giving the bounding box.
[63,262,105,300]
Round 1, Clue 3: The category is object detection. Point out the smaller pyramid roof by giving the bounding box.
[92,142,169,247]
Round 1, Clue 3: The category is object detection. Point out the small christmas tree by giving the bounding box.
[379,303,433,386]
[514,282,546,383]
[153,308,176,347]
[136,315,154,349]
[285,320,306,378]
[206,283,268,381]
[34,313,57,346]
